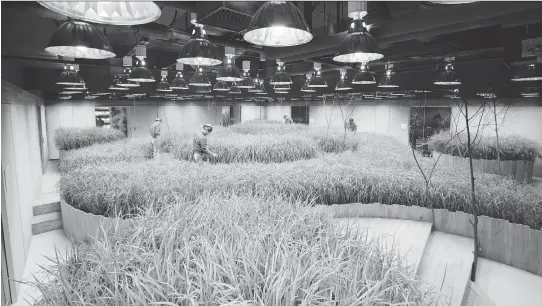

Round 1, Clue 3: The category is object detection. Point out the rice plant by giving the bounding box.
[59,139,153,173]
[59,153,542,229]
[54,127,126,151]
[32,194,436,306]
[229,121,310,135]
[157,132,319,163]
[428,130,542,161]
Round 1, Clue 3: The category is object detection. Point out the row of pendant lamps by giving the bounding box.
[56,57,541,99]
[45,1,541,99]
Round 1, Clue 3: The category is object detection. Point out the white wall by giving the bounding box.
[308,103,410,145]
[45,103,95,159]
[45,101,225,151]
[240,104,266,122]
[1,80,44,300]
[266,104,291,122]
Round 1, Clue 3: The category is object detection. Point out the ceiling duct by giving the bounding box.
[195,2,262,33]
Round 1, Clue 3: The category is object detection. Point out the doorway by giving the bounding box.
[95,107,129,137]
[409,107,451,156]
[291,106,309,124]
[36,105,45,174]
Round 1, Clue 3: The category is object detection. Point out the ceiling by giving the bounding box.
[2,1,542,101]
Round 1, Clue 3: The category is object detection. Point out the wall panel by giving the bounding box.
[57,105,74,128]
[1,80,45,301]
[45,106,60,159]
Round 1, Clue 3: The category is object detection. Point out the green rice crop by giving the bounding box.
[428,130,542,161]
[157,132,319,163]
[54,127,126,151]
[59,139,153,173]
[229,121,310,135]
[60,153,542,229]
[32,194,434,306]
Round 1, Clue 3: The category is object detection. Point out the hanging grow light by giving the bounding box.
[56,64,85,86]
[238,61,255,89]
[476,85,497,99]
[45,20,115,59]
[177,14,221,66]
[118,57,140,87]
[128,46,155,82]
[378,62,399,88]
[248,78,264,93]
[335,68,352,91]
[216,47,242,82]
[308,63,327,88]
[434,57,461,85]
[190,67,211,86]
[270,60,292,85]
[333,2,383,63]
[511,63,542,82]
[352,63,375,84]
[214,81,230,92]
[170,63,188,90]
[38,2,161,26]
[229,83,242,94]
[301,73,315,93]
[156,70,172,92]
[244,1,313,47]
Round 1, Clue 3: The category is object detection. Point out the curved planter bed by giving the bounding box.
[61,199,542,276]
[61,200,134,244]
[435,152,534,183]
[331,203,542,277]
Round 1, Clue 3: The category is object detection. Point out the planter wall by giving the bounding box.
[61,200,134,244]
[331,203,542,276]
[436,152,534,183]
[60,199,542,276]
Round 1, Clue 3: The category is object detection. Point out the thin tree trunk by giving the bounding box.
[464,99,479,282]
[493,100,501,175]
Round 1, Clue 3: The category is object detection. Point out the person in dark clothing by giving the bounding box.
[193,124,218,163]
[345,118,358,135]
[283,115,293,124]
[149,118,162,158]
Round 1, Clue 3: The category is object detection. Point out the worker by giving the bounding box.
[283,115,293,124]
[193,124,218,163]
[150,117,162,158]
[345,118,357,135]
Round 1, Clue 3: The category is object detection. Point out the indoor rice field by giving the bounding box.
[2,1,542,306]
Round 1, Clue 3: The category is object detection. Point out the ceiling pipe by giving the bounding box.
[154,1,197,13]
[130,25,263,54]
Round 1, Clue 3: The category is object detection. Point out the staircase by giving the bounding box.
[32,161,63,235]
[31,191,62,235]
[335,218,477,306]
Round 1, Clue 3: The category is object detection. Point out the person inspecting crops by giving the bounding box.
[193,124,218,163]
[345,118,357,135]
[150,117,162,158]
[284,115,293,124]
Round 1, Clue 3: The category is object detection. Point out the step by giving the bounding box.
[33,192,61,216]
[334,218,433,273]
[417,231,474,306]
[464,281,496,306]
[32,211,63,235]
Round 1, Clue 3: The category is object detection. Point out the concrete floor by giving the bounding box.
[475,258,542,306]
[12,230,72,306]
[40,161,59,194]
